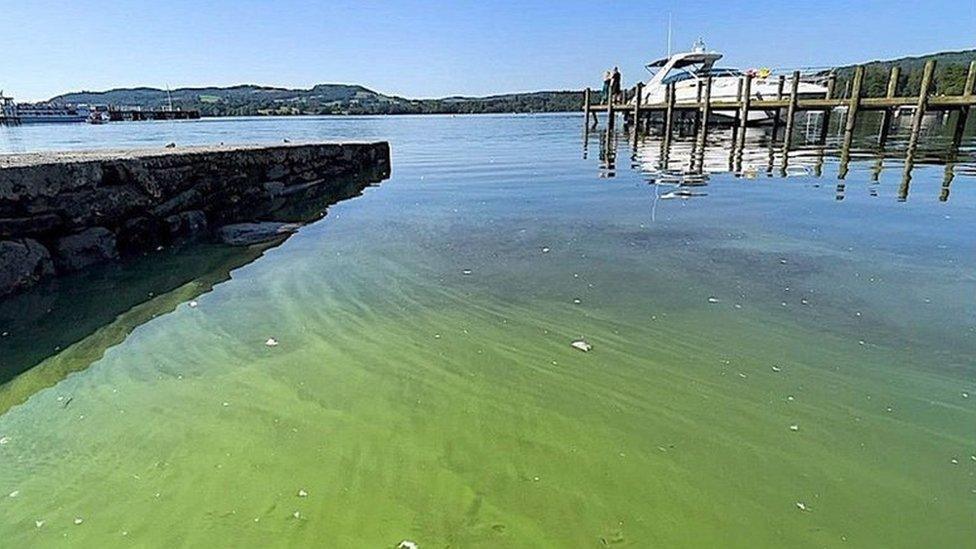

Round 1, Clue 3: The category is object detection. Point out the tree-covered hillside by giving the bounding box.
[51,85,585,116]
[835,49,976,97]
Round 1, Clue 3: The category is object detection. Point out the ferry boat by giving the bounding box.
[14,103,90,124]
[636,40,830,122]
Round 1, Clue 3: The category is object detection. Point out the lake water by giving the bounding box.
[1,114,974,547]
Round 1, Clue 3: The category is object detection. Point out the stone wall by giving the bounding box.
[0,142,390,296]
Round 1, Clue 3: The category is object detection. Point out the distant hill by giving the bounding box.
[835,49,976,97]
[50,85,585,116]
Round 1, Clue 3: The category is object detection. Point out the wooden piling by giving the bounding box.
[583,87,592,129]
[735,74,753,168]
[661,83,676,165]
[838,65,865,179]
[690,80,703,159]
[938,61,973,203]
[632,83,643,133]
[903,60,936,162]
[877,66,900,146]
[731,78,744,132]
[694,76,713,172]
[812,79,828,177]
[781,71,801,170]
[900,59,937,199]
[729,78,744,170]
[949,60,976,149]
[607,90,615,133]
[771,74,786,139]
[817,72,837,144]
[965,60,976,97]
[940,62,972,203]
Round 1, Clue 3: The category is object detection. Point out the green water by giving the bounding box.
[1,115,974,547]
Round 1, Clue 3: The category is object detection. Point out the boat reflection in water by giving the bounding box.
[586,107,975,202]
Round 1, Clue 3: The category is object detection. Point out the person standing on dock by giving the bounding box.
[602,69,612,104]
[610,67,622,103]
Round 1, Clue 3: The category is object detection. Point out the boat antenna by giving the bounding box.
[666,12,673,57]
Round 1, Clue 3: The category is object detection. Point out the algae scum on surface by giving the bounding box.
[1,114,975,547]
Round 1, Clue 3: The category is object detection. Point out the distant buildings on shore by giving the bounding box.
[0,92,199,125]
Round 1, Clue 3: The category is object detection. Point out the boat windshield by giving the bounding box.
[659,66,743,85]
[661,69,698,85]
[700,68,743,78]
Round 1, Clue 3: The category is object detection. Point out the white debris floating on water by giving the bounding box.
[298,489,308,498]
[74,517,84,525]
[707,297,719,304]
[795,502,809,512]
[570,339,593,352]
[398,541,419,549]
[188,301,198,308]
[789,424,799,432]
[265,338,279,347]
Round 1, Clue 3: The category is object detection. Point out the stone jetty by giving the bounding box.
[0,142,390,296]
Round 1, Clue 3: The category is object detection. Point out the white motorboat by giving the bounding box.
[87,110,111,124]
[636,40,829,122]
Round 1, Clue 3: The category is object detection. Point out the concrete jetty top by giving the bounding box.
[0,141,385,168]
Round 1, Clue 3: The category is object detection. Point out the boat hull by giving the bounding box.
[639,77,829,123]
[16,115,88,124]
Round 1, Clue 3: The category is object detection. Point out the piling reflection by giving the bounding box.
[585,109,974,202]
[599,127,617,178]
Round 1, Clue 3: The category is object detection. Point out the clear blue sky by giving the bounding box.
[1,0,973,101]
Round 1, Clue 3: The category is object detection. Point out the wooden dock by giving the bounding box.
[105,109,201,122]
[584,60,976,178]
